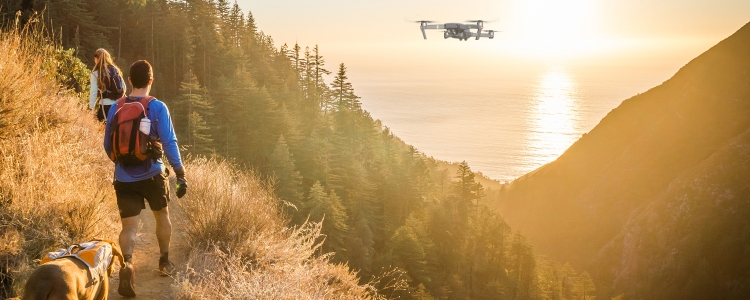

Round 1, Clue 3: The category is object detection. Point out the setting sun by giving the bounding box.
[508,0,603,58]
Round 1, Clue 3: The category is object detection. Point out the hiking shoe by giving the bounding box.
[158,258,175,276]
[118,262,136,297]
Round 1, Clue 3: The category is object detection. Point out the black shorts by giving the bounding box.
[114,172,170,218]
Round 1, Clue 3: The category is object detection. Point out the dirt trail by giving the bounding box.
[109,203,188,299]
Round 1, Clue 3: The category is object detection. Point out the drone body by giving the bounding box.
[417,20,498,41]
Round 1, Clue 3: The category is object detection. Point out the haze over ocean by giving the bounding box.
[349,58,685,182]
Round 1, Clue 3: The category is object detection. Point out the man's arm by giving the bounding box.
[154,101,183,171]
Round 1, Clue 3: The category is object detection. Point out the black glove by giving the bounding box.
[174,168,187,198]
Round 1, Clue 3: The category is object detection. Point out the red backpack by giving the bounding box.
[110,96,157,165]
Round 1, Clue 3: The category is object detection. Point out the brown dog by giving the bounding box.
[22,240,124,300]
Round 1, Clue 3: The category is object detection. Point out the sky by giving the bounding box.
[236,0,750,68]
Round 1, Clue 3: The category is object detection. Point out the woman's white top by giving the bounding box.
[89,70,118,109]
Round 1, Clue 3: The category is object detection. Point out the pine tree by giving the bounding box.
[453,161,485,216]
[511,232,537,300]
[574,271,596,300]
[330,63,360,110]
[388,225,429,287]
[179,70,214,154]
[269,135,304,222]
[347,214,375,277]
[306,181,349,260]
[227,2,244,48]
[288,43,304,81]
[312,45,331,112]
[187,111,213,154]
[41,0,111,59]
[561,263,578,300]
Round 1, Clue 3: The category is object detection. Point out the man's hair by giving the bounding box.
[129,60,153,89]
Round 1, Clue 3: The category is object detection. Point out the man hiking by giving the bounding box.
[103,60,187,297]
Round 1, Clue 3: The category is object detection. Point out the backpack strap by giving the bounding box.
[112,96,129,120]
[136,96,156,137]
[118,96,154,112]
[137,96,155,114]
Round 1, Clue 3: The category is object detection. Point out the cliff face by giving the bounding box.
[497,21,750,298]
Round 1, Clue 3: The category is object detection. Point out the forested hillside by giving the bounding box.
[3,1,592,299]
[497,21,750,299]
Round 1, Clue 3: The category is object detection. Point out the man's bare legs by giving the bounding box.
[119,216,140,258]
[119,207,171,259]
[152,207,172,254]
[118,215,139,296]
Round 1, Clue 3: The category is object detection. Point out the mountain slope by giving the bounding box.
[595,126,750,299]
[497,21,750,298]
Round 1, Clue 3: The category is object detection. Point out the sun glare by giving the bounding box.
[508,0,602,58]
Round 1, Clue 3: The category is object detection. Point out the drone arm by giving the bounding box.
[421,24,445,39]
[478,31,495,39]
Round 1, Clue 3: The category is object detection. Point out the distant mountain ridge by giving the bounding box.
[497,21,750,299]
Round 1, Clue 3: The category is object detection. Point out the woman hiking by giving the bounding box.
[89,48,126,122]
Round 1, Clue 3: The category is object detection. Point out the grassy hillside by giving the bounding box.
[0,20,119,298]
[0,21,376,299]
[497,21,750,298]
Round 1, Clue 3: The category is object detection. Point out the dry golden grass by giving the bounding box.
[0,17,118,297]
[172,226,378,299]
[175,157,283,252]
[172,158,381,299]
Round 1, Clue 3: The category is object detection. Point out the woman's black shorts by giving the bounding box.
[114,172,170,218]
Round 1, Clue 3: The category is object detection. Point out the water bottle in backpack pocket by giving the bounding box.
[110,96,161,165]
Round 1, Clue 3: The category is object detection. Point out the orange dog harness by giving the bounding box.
[42,239,119,282]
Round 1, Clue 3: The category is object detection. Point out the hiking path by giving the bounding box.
[108,202,189,299]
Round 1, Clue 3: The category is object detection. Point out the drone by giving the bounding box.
[415,20,499,41]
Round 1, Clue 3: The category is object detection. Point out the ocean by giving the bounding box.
[349,57,691,183]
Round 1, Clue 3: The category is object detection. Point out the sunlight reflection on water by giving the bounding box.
[525,68,583,167]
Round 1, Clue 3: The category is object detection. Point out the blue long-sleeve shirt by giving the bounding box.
[104,97,184,182]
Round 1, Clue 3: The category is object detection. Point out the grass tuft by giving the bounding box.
[173,158,381,299]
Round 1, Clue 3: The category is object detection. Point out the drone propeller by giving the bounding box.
[465,19,498,23]
[405,19,439,23]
